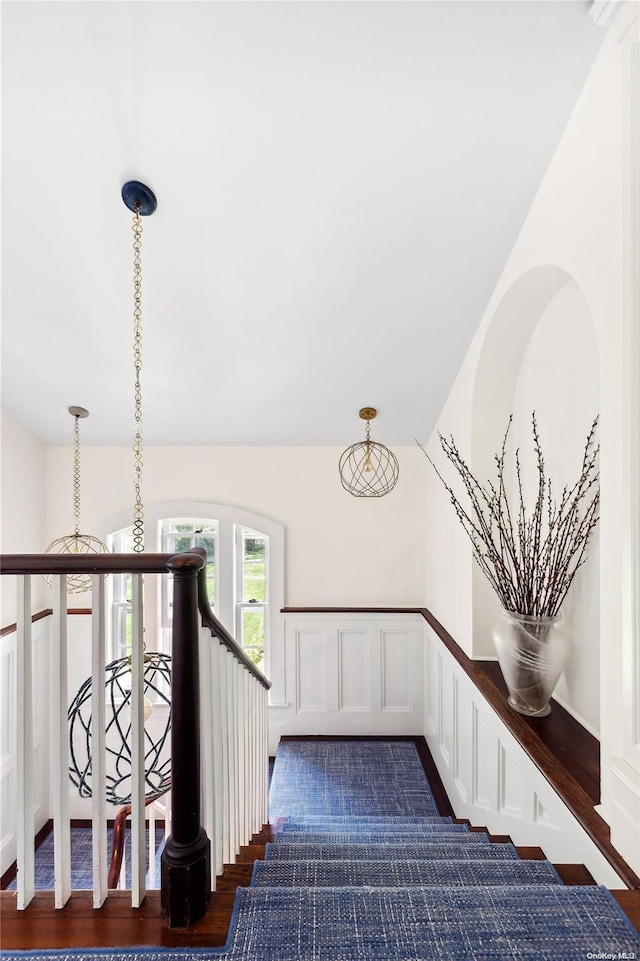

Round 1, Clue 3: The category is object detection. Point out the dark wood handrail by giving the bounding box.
[1,553,184,574]
[191,547,271,690]
[1,552,271,689]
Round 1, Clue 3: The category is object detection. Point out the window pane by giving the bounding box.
[170,535,193,553]
[195,537,215,562]
[244,537,265,563]
[241,607,264,672]
[206,569,215,608]
[242,607,264,645]
[242,533,266,602]
[243,565,265,602]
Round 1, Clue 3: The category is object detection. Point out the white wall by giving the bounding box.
[425,22,619,698]
[1,411,48,625]
[423,16,639,874]
[44,444,428,608]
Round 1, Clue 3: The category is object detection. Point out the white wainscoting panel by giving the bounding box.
[1,617,51,878]
[296,630,328,713]
[381,631,411,712]
[423,622,629,887]
[272,614,424,750]
[338,631,369,712]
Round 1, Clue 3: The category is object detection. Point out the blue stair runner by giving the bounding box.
[219,740,638,960]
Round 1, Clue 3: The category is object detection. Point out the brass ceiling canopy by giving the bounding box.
[339,407,399,497]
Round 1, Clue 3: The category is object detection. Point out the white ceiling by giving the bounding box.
[1,1,603,448]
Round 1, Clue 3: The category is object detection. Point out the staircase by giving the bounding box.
[218,739,638,960]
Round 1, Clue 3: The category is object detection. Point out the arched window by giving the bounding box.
[101,502,284,677]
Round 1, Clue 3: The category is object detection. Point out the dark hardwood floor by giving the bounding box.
[0,829,274,950]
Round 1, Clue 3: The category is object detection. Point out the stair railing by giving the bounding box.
[0,551,271,928]
[193,547,271,881]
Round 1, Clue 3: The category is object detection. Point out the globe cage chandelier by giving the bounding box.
[67,180,172,820]
[68,652,172,806]
[339,407,399,497]
[44,406,108,592]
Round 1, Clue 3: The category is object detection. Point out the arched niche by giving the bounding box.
[471,265,600,733]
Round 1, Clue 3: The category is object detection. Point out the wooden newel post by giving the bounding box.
[161,551,211,927]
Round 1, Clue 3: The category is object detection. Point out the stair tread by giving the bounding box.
[275,830,487,844]
[280,822,468,834]
[252,858,563,887]
[222,884,638,960]
[266,841,520,861]
[280,815,452,825]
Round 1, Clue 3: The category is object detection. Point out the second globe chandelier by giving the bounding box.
[339,407,399,497]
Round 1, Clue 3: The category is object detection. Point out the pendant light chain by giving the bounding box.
[132,202,145,552]
[364,416,372,470]
[44,405,107,591]
[72,413,82,536]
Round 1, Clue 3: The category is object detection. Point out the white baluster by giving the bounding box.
[130,573,145,907]
[237,666,246,848]
[247,678,255,837]
[119,842,127,891]
[199,627,216,889]
[248,673,255,839]
[52,575,71,908]
[262,687,269,826]
[16,576,34,910]
[148,800,156,889]
[234,661,242,856]
[91,574,108,908]
[228,653,238,858]
[254,683,261,834]
[211,639,224,878]
[219,643,231,866]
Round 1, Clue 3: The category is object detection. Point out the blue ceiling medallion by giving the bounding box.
[121,180,157,216]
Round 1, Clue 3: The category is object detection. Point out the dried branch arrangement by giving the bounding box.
[417,414,600,617]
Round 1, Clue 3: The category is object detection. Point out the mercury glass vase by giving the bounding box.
[492,609,569,718]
